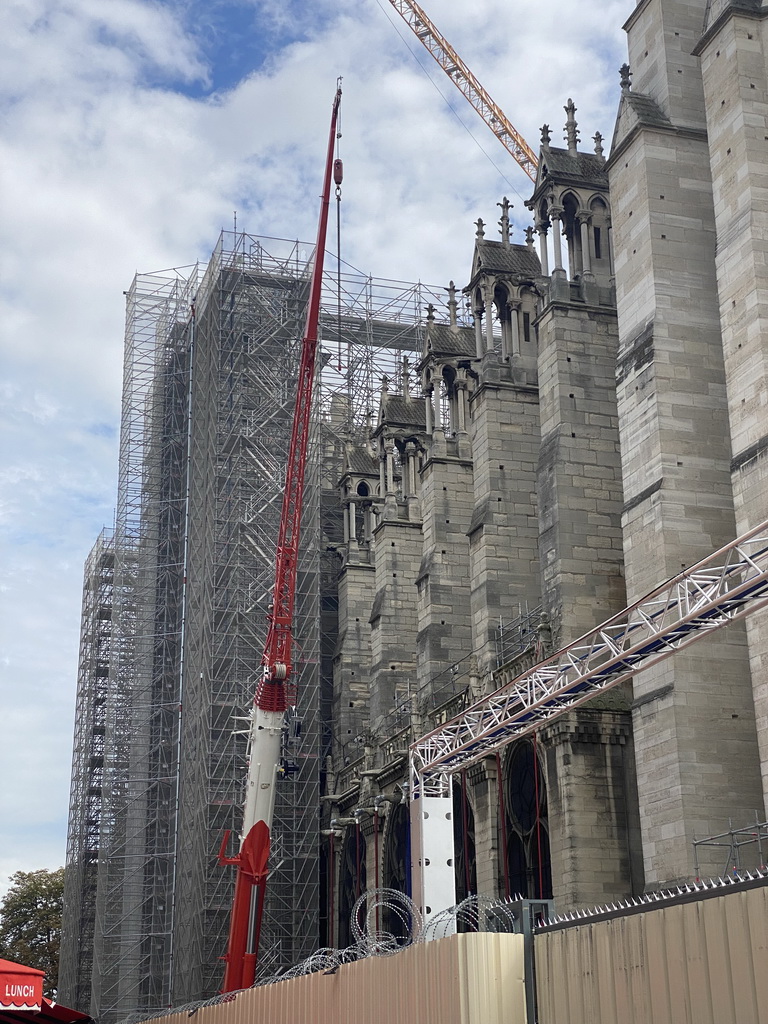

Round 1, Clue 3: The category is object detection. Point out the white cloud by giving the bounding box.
[0,0,632,891]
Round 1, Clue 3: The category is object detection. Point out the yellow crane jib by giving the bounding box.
[387,0,538,180]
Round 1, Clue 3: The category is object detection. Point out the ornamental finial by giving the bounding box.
[564,98,580,155]
[497,196,512,245]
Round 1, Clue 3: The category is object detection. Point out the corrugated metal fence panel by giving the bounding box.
[145,933,526,1024]
[536,884,768,1024]
[462,931,528,1024]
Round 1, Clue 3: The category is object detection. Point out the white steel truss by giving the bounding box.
[411,517,768,796]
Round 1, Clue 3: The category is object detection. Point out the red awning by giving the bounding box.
[0,998,91,1024]
[0,960,44,1013]
[0,960,90,1024]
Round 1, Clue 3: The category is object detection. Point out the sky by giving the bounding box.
[0,0,631,898]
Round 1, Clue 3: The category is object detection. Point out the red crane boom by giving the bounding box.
[219,83,343,993]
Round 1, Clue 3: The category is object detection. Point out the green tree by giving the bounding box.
[0,868,64,999]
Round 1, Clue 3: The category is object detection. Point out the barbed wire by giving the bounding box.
[116,889,526,1022]
[115,868,768,1024]
[253,889,522,986]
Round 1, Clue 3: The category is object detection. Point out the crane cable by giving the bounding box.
[372,0,527,206]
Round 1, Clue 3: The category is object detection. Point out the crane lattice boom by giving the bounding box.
[411,517,768,794]
[387,0,538,180]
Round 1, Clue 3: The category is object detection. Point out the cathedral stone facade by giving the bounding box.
[324,0,768,940]
[61,0,768,1009]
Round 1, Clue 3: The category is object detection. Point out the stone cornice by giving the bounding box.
[468,379,538,405]
[535,298,618,321]
[622,477,663,516]
[375,753,408,788]
[607,119,708,172]
[622,0,653,33]
[339,558,376,575]
[539,707,632,747]
[420,454,473,473]
[371,518,423,539]
[731,431,768,472]
[693,3,768,56]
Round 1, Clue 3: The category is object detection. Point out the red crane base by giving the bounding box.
[219,821,271,992]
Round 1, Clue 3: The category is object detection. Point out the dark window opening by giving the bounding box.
[338,829,367,948]
[504,740,553,900]
[453,781,477,917]
[382,802,411,942]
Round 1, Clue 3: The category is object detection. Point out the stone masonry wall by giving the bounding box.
[699,7,768,810]
[416,451,474,703]
[536,300,626,643]
[534,293,639,906]
[467,376,540,681]
[368,516,423,732]
[610,0,764,884]
[333,560,376,756]
[624,0,709,132]
[541,709,643,909]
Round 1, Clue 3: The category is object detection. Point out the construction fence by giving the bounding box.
[127,873,768,1024]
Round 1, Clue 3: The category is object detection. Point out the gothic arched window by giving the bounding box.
[453,776,477,908]
[503,739,552,899]
[337,826,366,948]
[519,287,538,349]
[561,192,581,279]
[382,802,410,942]
[590,196,610,271]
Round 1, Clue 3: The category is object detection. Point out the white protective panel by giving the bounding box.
[409,782,456,933]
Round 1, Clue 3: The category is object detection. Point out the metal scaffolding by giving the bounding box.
[89,263,199,1022]
[61,231,452,1020]
[60,529,115,1010]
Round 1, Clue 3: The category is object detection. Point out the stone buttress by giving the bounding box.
[695,0,768,809]
[525,107,643,906]
[608,0,764,884]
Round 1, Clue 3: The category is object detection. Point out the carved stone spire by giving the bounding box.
[593,131,604,160]
[475,217,485,240]
[445,280,458,327]
[620,63,632,92]
[540,123,552,149]
[564,98,580,155]
[497,196,512,245]
[525,225,535,250]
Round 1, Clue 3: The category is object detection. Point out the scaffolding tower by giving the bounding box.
[60,529,115,1010]
[61,231,452,1020]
